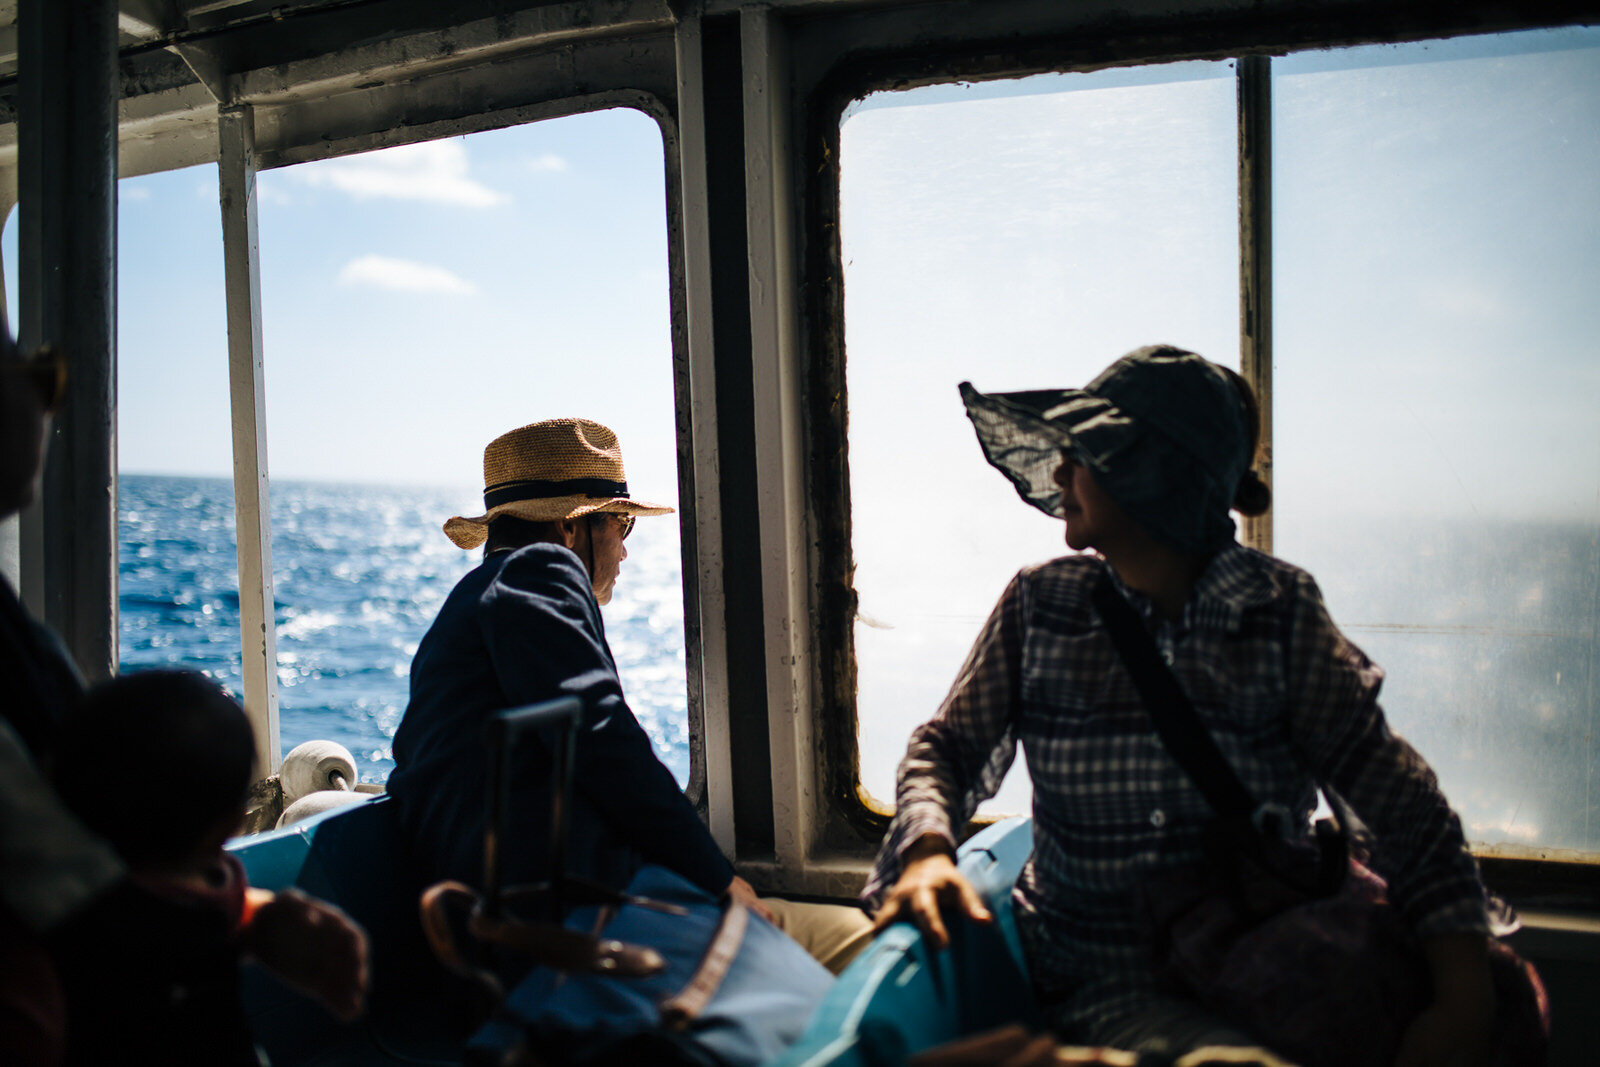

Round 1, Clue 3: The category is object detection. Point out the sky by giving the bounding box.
[2,25,1596,833]
[6,106,683,515]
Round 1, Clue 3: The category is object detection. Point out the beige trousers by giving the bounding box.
[760,897,876,976]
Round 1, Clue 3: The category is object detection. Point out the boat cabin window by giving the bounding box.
[838,28,1600,854]
[11,110,694,789]
[840,62,1242,815]
[1270,27,1600,856]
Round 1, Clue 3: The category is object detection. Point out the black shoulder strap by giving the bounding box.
[1089,569,1257,822]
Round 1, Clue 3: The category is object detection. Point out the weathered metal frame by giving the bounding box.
[15,0,120,685]
[790,0,1600,898]
[2,17,722,806]
[218,103,280,778]
[741,6,826,884]
[674,12,736,852]
[1237,53,1272,554]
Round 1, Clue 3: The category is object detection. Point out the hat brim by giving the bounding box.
[960,380,1237,555]
[959,382,1135,519]
[444,495,674,550]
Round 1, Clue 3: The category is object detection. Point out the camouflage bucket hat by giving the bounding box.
[959,344,1252,556]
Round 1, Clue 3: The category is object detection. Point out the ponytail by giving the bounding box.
[1220,366,1272,517]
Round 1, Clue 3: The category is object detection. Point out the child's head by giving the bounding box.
[961,344,1270,556]
[56,670,256,869]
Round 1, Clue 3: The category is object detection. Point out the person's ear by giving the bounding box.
[557,519,582,550]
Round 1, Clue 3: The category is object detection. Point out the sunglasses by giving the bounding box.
[13,345,68,414]
[590,511,635,541]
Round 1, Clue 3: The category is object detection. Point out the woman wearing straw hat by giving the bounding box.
[860,347,1502,1065]
[389,419,767,918]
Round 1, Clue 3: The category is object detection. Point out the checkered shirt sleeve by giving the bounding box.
[1283,569,1489,937]
[860,572,1026,912]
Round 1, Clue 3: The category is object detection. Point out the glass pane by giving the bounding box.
[256,113,686,783]
[107,111,689,787]
[842,64,1241,813]
[1274,28,1600,854]
[113,168,243,695]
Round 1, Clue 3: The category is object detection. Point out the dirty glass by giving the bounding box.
[841,64,1240,813]
[1272,28,1600,854]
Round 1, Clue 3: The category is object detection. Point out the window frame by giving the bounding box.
[795,5,1600,907]
[96,30,720,807]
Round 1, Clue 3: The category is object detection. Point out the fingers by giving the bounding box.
[725,876,778,924]
[954,874,993,925]
[914,885,950,951]
[870,862,991,952]
[249,889,370,1021]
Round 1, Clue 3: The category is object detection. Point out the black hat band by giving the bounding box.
[484,478,629,509]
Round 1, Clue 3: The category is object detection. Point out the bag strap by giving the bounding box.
[1089,570,1257,821]
[659,899,749,1030]
[1091,570,1348,895]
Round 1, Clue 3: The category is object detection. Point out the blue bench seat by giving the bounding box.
[229,795,475,1066]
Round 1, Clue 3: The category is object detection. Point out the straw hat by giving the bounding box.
[443,418,673,549]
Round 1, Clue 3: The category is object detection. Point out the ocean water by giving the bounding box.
[118,474,691,786]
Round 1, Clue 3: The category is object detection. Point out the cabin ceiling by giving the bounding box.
[0,0,1595,185]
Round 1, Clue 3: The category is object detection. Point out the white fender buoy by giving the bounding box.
[276,789,368,829]
[279,740,358,806]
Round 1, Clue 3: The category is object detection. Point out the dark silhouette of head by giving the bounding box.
[56,670,256,869]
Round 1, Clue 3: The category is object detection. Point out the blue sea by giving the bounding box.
[118,474,691,786]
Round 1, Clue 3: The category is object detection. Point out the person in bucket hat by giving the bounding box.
[391,419,873,972]
[863,346,1502,1065]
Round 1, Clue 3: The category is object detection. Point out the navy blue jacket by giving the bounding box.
[388,544,732,896]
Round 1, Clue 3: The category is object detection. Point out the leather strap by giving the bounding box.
[1091,569,1348,895]
[418,880,505,1001]
[471,907,667,977]
[419,877,667,979]
[659,900,749,1031]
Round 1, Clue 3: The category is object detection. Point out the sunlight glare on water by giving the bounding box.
[118,474,692,786]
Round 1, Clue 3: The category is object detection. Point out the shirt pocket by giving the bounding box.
[1019,626,1117,733]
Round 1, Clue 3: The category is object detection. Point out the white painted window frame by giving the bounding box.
[218,104,281,780]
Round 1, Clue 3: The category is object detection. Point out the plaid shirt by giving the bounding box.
[863,545,1489,1028]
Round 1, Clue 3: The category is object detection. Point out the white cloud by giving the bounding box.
[527,153,569,173]
[256,174,293,207]
[292,140,509,207]
[120,185,152,202]
[337,254,476,295]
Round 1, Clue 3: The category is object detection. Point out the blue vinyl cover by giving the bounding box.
[772,817,1040,1067]
[229,795,473,1066]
